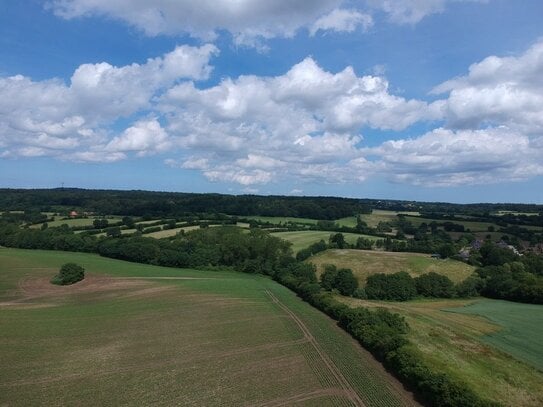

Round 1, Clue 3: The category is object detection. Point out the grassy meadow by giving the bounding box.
[271,231,378,253]
[337,210,420,228]
[0,248,417,407]
[340,297,543,407]
[309,250,474,283]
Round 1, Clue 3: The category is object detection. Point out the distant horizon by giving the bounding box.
[2,186,542,206]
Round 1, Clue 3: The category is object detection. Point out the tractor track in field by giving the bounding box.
[254,388,350,407]
[265,290,365,407]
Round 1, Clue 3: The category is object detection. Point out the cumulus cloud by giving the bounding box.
[48,0,347,45]
[158,57,437,185]
[309,9,373,36]
[432,39,543,133]
[0,44,216,162]
[370,127,543,186]
[106,118,171,156]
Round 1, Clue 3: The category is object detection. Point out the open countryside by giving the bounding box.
[0,248,417,407]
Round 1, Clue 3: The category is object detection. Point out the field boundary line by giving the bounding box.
[265,289,365,407]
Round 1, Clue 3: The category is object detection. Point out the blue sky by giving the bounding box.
[1,0,543,203]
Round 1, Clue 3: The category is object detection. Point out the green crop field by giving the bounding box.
[310,249,474,283]
[446,300,543,371]
[0,248,417,407]
[404,216,500,232]
[271,231,378,253]
[340,297,543,407]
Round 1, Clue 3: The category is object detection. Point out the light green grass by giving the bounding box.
[30,216,122,229]
[310,249,474,283]
[271,231,378,253]
[0,248,415,407]
[340,297,543,407]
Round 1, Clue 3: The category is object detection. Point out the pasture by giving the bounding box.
[337,210,420,228]
[309,250,474,283]
[0,248,416,407]
[271,231,378,253]
[340,297,543,407]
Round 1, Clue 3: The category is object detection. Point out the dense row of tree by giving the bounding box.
[362,272,457,301]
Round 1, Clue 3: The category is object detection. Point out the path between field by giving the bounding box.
[265,290,365,407]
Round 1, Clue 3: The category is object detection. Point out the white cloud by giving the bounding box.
[0,44,216,162]
[432,39,543,133]
[310,9,373,36]
[370,127,543,186]
[106,119,170,156]
[48,0,346,45]
[158,57,437,185]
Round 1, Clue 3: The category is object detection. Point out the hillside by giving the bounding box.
[339,297,543,407]
[309,249,474,284]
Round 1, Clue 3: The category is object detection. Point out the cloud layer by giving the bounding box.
[1,38,542,188]
[47,0,480,45]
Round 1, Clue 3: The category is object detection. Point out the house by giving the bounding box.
[69,211,78,218]
[470,239,483,250]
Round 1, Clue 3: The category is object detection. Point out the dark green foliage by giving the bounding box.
[414,272,456,298]
[335,268,359,296]
[93,218,108,229]
[455,275,485,298]
[296,239,328,261]
[329,232,347,249]
[438,244,456,259]
[475,263,543,304]
[355,237,374,250]
[479,242,519,266]
[366,272,417,301]
[51,263,85,285]
[106,226,121,237]
[320,264,338,291]
[319,265,358,296]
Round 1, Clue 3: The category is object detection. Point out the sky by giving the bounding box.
[1,0,543,203]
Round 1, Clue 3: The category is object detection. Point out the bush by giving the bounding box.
[51,263,85,285]
[415,272,456,298]
[366,272,417,301]
[320,264,358,296]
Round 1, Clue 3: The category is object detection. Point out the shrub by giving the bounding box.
[366,272,417,301]
[415,272,456,298]
[51,263,85,285]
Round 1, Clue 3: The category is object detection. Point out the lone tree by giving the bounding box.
[51,263,85,285]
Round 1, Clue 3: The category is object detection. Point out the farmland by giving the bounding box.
[309,249,474,283]
[271,231,378,253]
[0,248,417,407]
[340,297,543,407]
[447,300,543,371]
